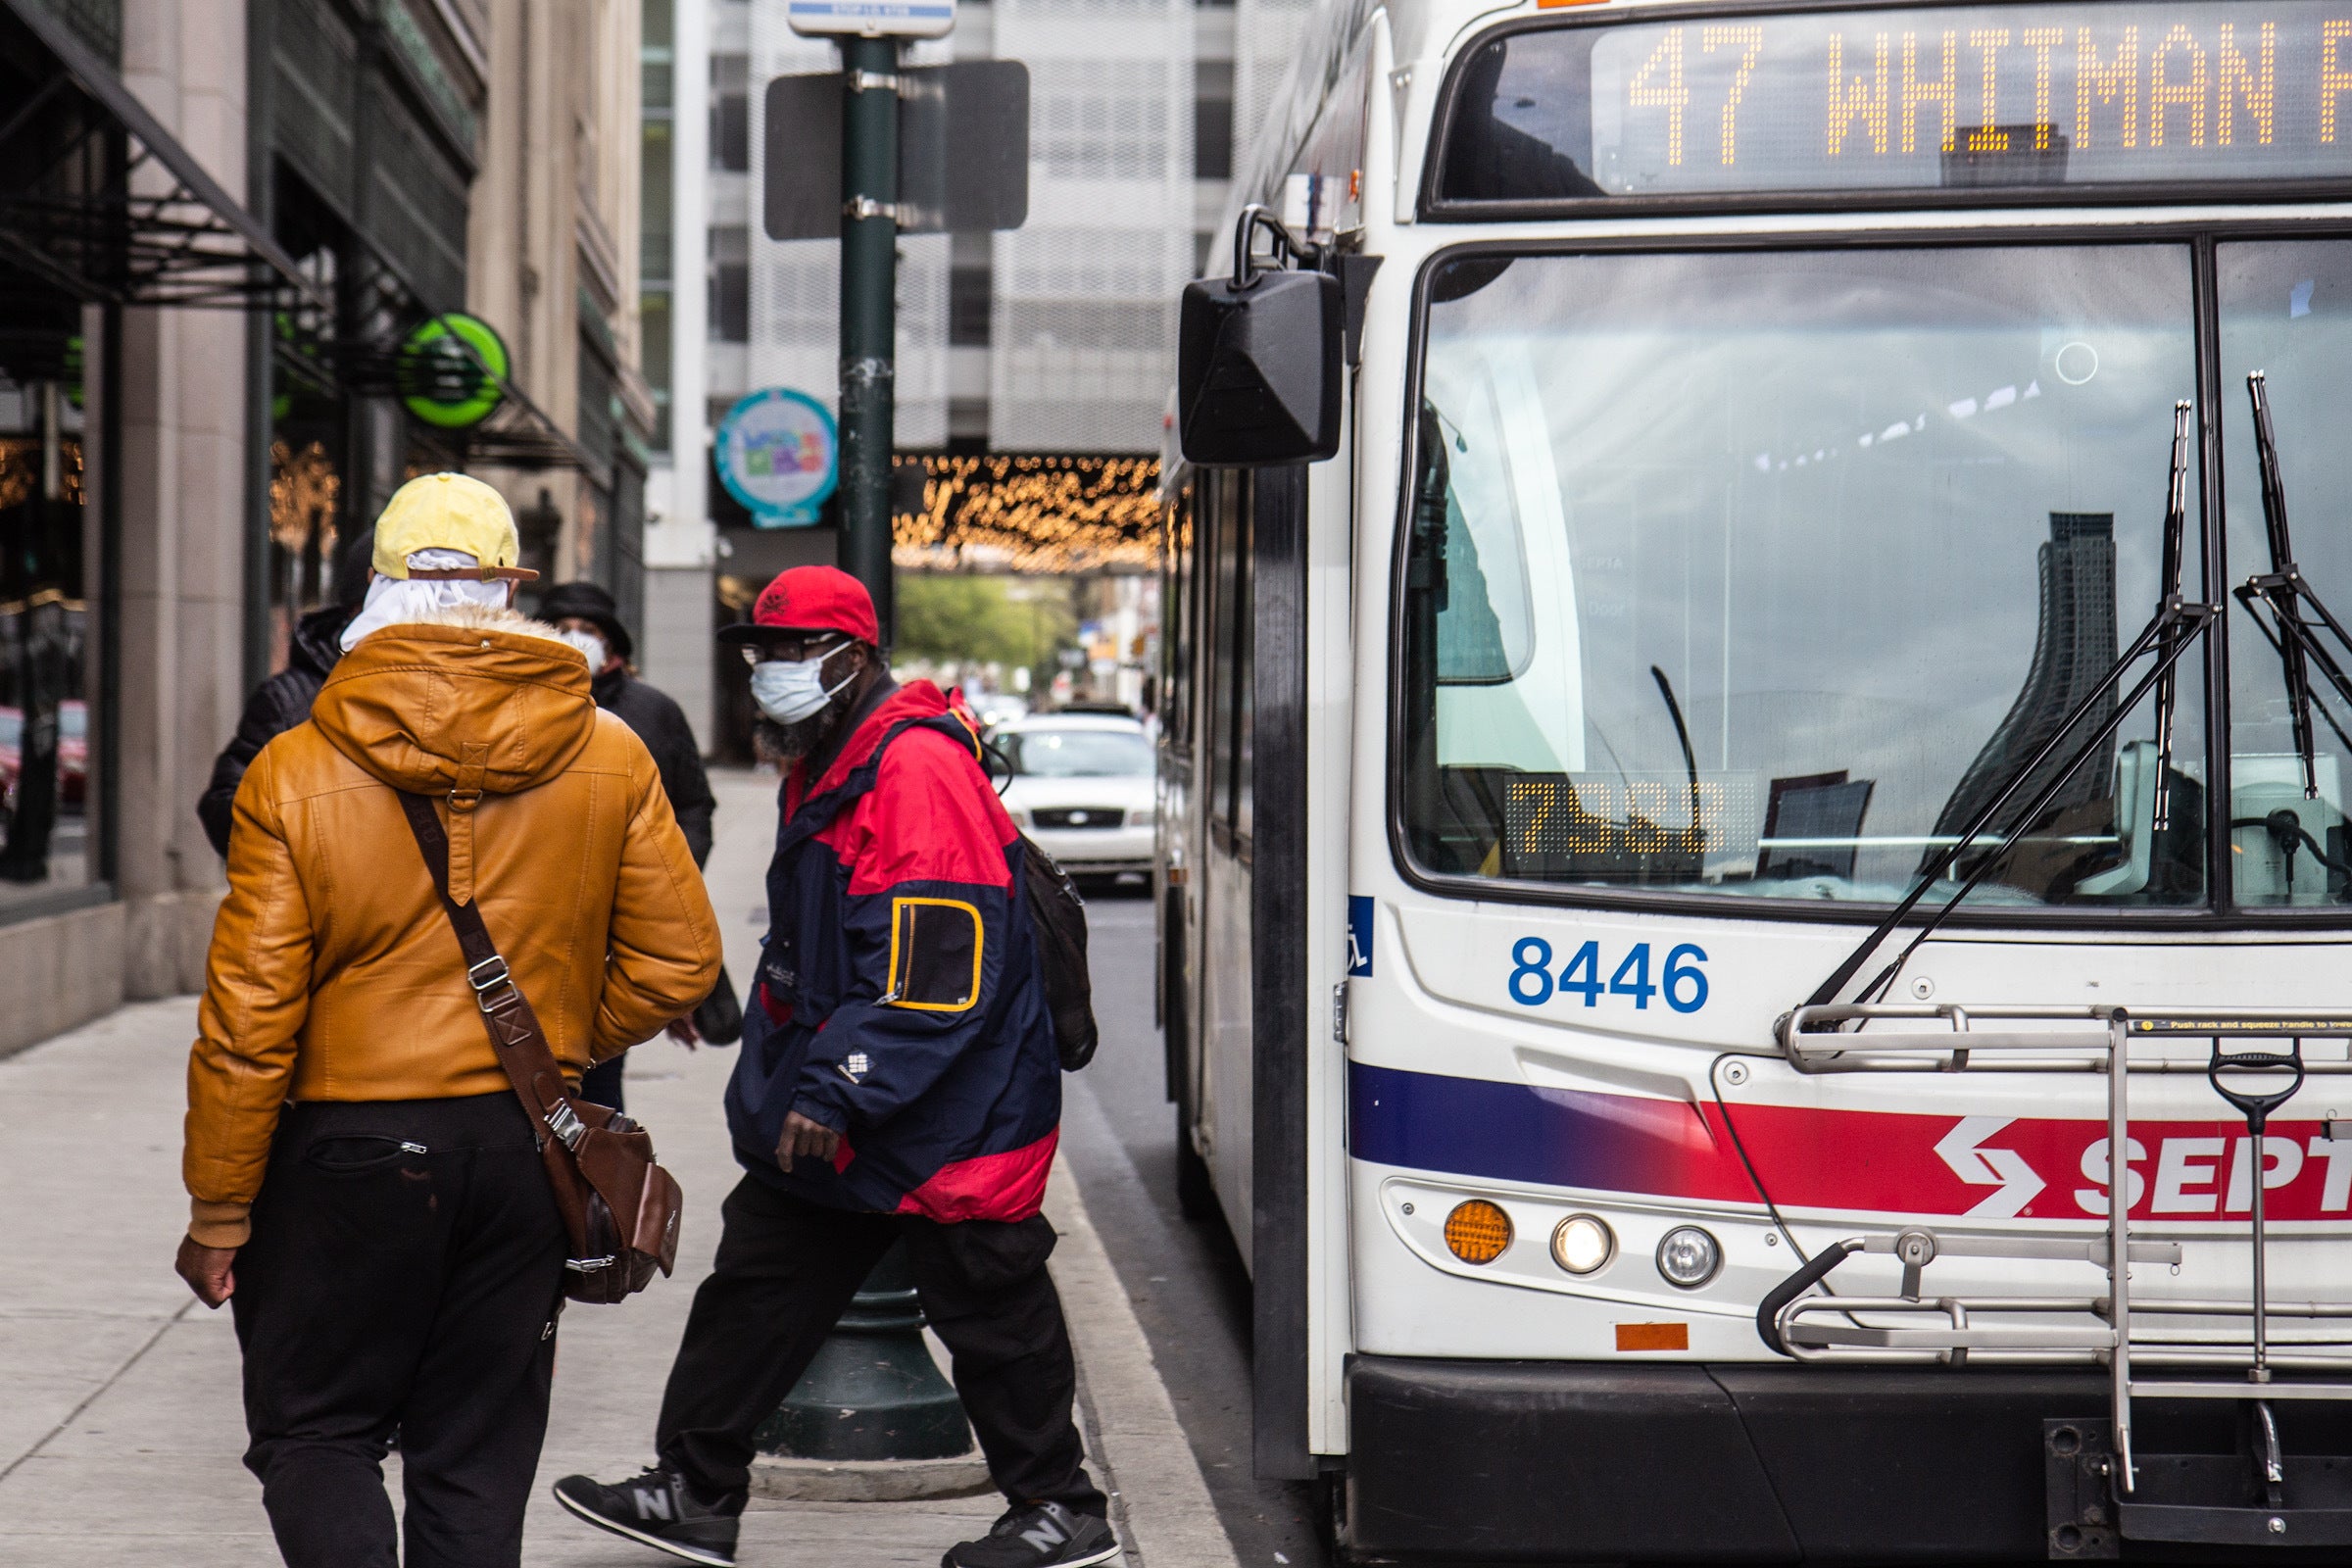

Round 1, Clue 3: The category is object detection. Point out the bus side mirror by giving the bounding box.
[1177,208,1343,466]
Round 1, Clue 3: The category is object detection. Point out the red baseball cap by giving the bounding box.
[717,565,880,646]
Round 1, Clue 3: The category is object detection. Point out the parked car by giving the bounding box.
[970,691,1029,730]
[0,701,88,816]
[60,699,86,806]
[993,713,1153,882]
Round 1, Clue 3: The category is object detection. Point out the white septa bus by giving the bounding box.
[1158,0,2352,1559]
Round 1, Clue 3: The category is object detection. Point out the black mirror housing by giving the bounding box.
[1177,267,1344,466]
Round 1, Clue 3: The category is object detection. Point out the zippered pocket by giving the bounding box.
[305,1135,429,1173]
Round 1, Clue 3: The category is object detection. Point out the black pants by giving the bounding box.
[657,1177,1105,1516]
[232,1094,568,1568]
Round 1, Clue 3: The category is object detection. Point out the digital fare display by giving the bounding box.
[1553,5,2352,195]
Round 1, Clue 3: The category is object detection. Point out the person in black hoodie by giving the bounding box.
[196,544,370,859]
[537,580,721,1110]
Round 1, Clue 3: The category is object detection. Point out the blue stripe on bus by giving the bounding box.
[1348,1060,1751,1200]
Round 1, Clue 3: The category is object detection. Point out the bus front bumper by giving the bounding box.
[1346,1356,2352,1563]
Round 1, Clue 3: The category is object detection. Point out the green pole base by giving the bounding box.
[753,1241,974,1462]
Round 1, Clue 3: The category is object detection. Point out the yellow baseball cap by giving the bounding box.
[370,472,538,582]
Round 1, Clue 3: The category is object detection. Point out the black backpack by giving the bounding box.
[830,713,1100,1071]
[1013,831,1100,1070]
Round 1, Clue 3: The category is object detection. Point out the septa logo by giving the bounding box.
[1935,1117,2045,1219]
[2073,1131,2352,1218]
[1721,1100,2352,1221]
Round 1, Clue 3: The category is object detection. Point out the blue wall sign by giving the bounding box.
[716,388,839,527]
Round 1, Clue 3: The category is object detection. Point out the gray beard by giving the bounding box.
[753,689,855,766]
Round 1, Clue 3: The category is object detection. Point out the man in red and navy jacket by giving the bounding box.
[555,567,1116,1568]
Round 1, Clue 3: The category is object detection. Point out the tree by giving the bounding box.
[895,573,1074,680]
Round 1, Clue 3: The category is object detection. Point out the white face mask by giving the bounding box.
[750,651,855,724]
[558,628,608,670]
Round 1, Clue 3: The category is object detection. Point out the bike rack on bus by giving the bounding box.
[1757,1004,2352,1554]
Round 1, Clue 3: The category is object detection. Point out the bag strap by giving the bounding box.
[775,713,977,858]
[396,792,592,1154]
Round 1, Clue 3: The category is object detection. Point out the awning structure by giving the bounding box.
[0,4,608,484]
[0,0,322,310]
[272,248,610,486]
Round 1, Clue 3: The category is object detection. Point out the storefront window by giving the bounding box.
[0,375,91,905]
[269,437,343,670]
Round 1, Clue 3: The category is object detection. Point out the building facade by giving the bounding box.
[0,0,653,1056]
[637,0,1307,747]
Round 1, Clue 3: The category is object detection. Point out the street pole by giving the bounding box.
[755,1242,972,1462]
[754,36,973,1476]
[838,33,898,648]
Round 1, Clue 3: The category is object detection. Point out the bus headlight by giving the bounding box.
[1655,1226,1722,1289]
[1443,1200,1512,1264]
[1550,1214,1615,1275]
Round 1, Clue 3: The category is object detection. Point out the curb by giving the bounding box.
[1044,1152,1242,1568]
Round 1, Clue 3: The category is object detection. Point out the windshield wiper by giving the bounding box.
[1651,665,1703,845]
[2233,370,2352,796]
[1803,400,2215,1011]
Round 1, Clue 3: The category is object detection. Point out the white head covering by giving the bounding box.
[339,549,518,652]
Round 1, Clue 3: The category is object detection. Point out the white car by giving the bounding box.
[994,714,1154,880]
[971,691,1029,730]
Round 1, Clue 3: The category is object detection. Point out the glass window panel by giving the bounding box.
[0,380,92,904]
[1401,244,2209,909]
[1004,728,1153,776]
[2219,241,2352,907]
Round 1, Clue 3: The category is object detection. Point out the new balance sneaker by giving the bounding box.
[942,1502,1121,1568]
[552,1467,740,1567]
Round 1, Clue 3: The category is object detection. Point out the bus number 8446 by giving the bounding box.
[1510,938,1710,1013]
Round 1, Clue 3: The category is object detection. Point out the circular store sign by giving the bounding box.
[717,388,838,527]
[396,314,510,429]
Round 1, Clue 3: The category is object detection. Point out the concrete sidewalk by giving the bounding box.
[0,770,1237,1567]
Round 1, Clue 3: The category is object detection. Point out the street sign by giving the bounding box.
[786,0,954,39]
[763,61,1028,241]
[900,62,1028,234]
[395,313,508,429]
[715,389,839,527]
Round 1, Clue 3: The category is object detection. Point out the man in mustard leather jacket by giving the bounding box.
[174,473,722,1568]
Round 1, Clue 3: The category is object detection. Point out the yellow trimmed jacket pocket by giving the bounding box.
[884,897,982,1010]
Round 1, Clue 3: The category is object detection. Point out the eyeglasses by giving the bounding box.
[740,634,847,666]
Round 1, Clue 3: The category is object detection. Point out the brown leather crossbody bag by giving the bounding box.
[398,792,683,1303]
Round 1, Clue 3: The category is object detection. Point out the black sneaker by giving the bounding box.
[552,1468,740,1567]
[942,1502,1120,1568]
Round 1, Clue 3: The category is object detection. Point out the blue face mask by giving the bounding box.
[750,651,853,724]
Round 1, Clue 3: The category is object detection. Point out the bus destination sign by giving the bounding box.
[1580,3,2352,196]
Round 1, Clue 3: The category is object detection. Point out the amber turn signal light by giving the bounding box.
[1444,1200,1513,1264]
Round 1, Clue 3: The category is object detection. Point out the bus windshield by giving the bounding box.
[1399,243,2214,908]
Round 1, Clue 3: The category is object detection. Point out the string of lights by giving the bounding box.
[269,439,340,556]
[892,453,1161,573]
[0,438,85,512]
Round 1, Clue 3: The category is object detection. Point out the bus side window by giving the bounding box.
[1206,469,1250,846]
[1162,486,1195,752]
[1234,479,1254,844]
